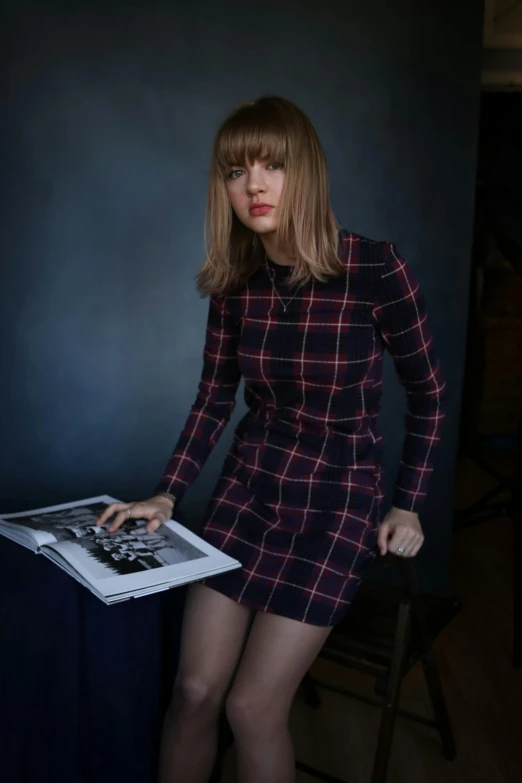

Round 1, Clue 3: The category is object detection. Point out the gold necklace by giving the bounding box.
[265,256,300,312]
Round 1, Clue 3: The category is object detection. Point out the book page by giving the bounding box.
[43,517,240,599]
[0,519,57,548]
[46,514,208,580]
[0,499,111,545]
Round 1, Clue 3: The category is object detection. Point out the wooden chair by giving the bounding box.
[295,554,460,783]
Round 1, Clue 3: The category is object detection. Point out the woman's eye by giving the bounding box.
[268,162,283,170]
[227,169,243,180]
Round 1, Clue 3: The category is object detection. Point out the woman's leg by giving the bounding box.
[159,583,253,783]
[225,611,334,783]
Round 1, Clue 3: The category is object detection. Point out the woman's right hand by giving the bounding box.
[95,495,175,534]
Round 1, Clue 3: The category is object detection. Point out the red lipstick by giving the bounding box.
[249,203,273,216]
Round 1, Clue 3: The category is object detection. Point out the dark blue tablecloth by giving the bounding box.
[0,536,186,783]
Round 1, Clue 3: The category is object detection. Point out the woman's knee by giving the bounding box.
[225,686,289,735]
[170,672,224,721]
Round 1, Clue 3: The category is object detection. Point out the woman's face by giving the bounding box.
[225,158,285,234]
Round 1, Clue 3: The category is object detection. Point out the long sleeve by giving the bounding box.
[154,294,242,503]
[372,243,446,513]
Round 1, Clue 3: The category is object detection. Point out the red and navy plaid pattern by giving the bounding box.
[155,230,446,626]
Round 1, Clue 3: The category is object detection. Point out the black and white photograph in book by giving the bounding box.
[72,525,208,577]
[13,501,208,577]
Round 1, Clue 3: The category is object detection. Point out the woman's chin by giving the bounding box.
[244,217,279,234]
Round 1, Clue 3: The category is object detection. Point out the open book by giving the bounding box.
[0,495,242,604]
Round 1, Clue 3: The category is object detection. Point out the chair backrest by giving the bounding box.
[369,552,420,600]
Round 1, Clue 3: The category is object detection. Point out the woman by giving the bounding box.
[96,96,446,783]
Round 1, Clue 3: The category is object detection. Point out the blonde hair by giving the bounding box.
[196,96,343,296]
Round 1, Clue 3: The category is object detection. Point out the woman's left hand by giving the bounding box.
[377,506,424,558]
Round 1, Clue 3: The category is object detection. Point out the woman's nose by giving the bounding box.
[246,174,266,194]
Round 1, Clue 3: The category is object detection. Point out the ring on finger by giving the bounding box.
[127,506,133,518]
[397,545,406,555]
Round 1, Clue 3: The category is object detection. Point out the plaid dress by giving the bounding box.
[155,230,446,626]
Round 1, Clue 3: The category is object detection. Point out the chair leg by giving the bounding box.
[420,648,457,760]
[371,601,411,783]
[300,671,322,709]
[513,500,522,669]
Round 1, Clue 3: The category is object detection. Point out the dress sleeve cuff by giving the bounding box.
[152,479,184,505]
[391,485,425,515]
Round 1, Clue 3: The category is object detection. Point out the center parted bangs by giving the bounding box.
[215,103,289,172]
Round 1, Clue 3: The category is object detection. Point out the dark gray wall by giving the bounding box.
[2,0,484,591]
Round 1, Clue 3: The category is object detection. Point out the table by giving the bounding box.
[0,535,186,783]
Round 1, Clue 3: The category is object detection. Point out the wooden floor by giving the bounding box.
[220,452,522,782]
